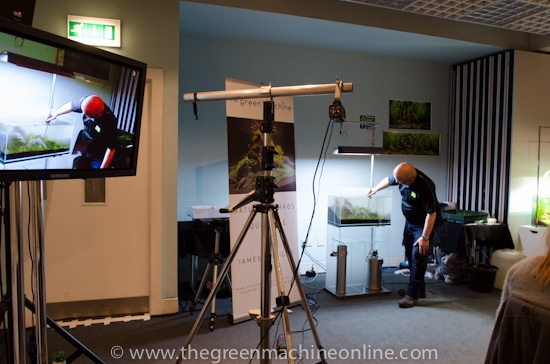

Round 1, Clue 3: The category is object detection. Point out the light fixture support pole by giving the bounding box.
[183,81,353,102]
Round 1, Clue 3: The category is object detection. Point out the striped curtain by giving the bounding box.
[448,50,514,223]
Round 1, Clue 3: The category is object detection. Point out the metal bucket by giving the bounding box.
[332,245,347,295]
[366,250,383,291]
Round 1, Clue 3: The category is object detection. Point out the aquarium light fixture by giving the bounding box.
[332,146,388,155]
[0,51,75,78]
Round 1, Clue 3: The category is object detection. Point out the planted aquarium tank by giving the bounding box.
[533,126,550,227]
[0,110,73,162]
[328,188,391,226]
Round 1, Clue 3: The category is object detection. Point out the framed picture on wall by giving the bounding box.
[389,99,431,130]
[383,130,440,156]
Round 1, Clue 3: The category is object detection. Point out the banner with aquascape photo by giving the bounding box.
[225,78,300,323]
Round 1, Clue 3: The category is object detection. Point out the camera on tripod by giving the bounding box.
[329,100,346,123]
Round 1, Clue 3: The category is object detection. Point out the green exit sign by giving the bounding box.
[67,15,120,47]
[69,22,115,40]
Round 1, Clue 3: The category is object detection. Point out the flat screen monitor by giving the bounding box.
[0,18,147,181]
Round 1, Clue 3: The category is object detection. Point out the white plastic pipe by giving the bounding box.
[183,82,353,102]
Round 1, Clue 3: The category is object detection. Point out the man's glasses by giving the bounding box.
[397,176,414,185]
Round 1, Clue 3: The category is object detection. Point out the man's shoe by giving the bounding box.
[398,289,426,298]
[398,295,418,308]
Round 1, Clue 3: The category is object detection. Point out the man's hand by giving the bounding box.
[46,113,57,124]
[367,188,376,197]
[414,237,430,255]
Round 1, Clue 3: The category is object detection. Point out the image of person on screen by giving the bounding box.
[46,95,119,169]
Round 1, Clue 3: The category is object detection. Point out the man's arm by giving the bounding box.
[46,101,74,123]
[367,177,390,197]
[414,211,437,255]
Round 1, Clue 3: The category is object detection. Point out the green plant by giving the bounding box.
[534,197,550,226]
[53,351,66,362]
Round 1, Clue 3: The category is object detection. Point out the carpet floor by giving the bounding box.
[37,267,502,363]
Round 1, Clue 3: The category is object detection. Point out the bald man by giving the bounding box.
[47,95,119,169]
[368,162,442,308]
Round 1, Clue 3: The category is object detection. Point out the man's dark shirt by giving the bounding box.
[72,97,119,160]
[388,168,442,227]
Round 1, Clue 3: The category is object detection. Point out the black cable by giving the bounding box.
[25,183,35,329]
[303,118,336,246]
[287,117,335,291]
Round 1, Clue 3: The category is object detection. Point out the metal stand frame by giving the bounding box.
[177,101,327,364]
[189,221,232,332]
[0,181,104,364]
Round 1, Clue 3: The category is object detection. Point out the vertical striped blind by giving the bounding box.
[448,50,514,223]
[110,66,141,134]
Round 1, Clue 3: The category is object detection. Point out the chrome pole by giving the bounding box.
[12,182,26,364]
[31,181,48,364]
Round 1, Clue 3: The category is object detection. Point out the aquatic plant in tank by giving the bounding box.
[533,196,550,227]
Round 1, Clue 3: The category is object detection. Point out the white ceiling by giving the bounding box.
[345,0,550,35]
[179,1,539,64]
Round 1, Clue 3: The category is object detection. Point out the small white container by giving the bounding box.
[187,205,229,220]
[518,225,548,257]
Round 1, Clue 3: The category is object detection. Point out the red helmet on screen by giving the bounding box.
[82,95,105,118]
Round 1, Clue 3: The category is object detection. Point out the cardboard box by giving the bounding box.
[187,205,229,220]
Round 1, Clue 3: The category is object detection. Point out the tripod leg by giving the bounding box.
[268,209,295,364]
[258,210,274,364]
[190,262,212,311]
[177,209,257,364]
[224,272,232,291]
[272,208,327,364]
[209,260,218,331]
[209,228,222,331]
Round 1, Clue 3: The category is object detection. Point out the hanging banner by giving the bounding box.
[225,78,299,323]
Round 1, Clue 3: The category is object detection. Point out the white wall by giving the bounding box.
[179,35,451,271]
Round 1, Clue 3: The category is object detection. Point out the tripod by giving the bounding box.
[177,101,327,364]
[189,219,232,332]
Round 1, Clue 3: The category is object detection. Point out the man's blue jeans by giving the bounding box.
[403,221,429,299]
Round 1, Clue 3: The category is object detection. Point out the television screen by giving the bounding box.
[0,18,146,181]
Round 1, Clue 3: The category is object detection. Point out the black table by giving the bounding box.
[464,223,514,263]
[178,219,231,258]
[436,221,514,263]
[178,219,231,289]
